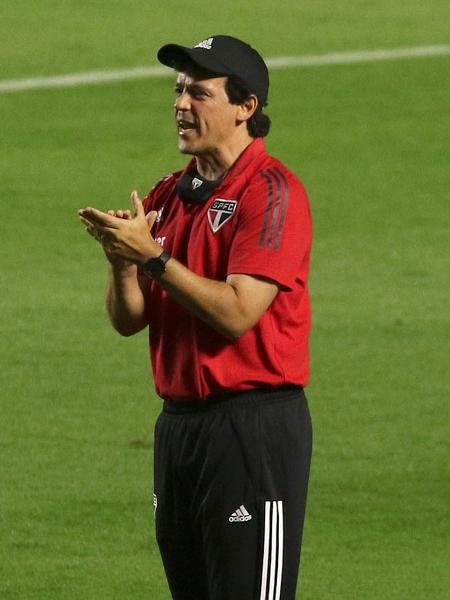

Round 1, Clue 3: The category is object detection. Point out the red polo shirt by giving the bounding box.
[143,138,312,401]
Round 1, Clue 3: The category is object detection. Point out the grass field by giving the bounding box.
[1,1,449,598]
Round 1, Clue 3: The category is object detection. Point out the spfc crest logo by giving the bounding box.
[208,199,238,233]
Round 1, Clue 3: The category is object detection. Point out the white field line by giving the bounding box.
[1,45,449,94]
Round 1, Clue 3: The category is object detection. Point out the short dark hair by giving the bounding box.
[225,75,271,138]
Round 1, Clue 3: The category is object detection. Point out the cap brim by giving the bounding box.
[157,44,232,76]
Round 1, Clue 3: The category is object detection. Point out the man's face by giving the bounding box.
[174,71,240,157]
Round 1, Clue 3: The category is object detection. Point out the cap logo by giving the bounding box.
[192,177,203,190]
[194,37,213,50]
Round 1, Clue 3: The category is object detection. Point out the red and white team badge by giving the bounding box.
[207,199,238,233]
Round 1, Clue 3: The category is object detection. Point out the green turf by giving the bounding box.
[2,0,450,78]
[1,2,449,598]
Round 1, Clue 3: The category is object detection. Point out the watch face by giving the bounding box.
[143,251,170,278]
[145,257,165,278]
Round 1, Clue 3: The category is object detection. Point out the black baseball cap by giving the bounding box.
[157,35,269,107]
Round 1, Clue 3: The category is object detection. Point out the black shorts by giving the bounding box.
[153,386,312,600]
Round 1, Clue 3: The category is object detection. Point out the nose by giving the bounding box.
[174,91,191,112]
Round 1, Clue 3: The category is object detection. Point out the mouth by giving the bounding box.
[177,118,197,135]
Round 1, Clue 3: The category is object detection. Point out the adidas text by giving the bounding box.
[229,514,252,522]
[229,505,252,522]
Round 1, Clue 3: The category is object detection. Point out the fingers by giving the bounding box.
[79,214,98,232]
[130,190,145,218]
[78,193,141,244]
[78,207,119,229]
[85,227,98,240]
[81,221,102,242]
[127,190,156,229]
[79,214,106,242]
[146,210,158,229]
[79,194,139,228]
[108,209,131,219]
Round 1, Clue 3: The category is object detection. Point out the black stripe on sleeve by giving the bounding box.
[273,168,290,251]
[259,170,273,248]
[259,168,290,251]
[266,168,282,248]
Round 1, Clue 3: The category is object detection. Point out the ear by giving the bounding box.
[235,94,258,124]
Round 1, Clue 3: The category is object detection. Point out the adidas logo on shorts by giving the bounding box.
[229,505,252,522]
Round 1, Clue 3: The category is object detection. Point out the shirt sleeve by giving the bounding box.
[227,167,312,291]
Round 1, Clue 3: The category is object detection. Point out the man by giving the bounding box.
[79,35,312,600]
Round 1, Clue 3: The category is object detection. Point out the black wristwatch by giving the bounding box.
[141,250,171,279]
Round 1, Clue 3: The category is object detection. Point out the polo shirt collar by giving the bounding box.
[221,137,267,185]
[181,137,267,187]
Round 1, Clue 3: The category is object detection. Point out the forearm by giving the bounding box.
[78,199,276,339]
[157,258,275,340]
[106,264,148,336]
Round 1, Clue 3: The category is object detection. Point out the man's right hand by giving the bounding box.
[103,208,133,268]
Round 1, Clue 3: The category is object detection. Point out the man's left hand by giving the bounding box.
[78,191,159,265]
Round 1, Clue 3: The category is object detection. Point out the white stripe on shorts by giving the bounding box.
[260,500,284,600]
